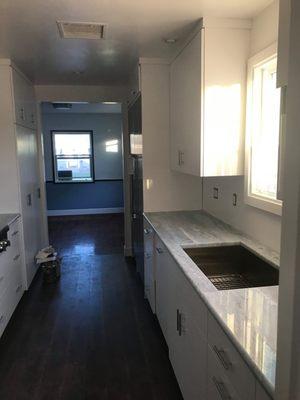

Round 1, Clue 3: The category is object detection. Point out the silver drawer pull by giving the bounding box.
[0,315,4,324]
[16,284,22,293]
[12,230,19,237]
[13,254,20,261]
[212,377,232,400]
[155,247,163,254]
[20,107,25,120]
[213,345,232,370]
[144,228,150,235]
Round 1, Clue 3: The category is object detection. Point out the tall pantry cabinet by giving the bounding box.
[0,59,41,289]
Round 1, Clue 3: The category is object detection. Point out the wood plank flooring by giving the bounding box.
[0,214,182,400]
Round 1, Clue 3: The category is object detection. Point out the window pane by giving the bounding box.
[56,158,92,181]
[250,59,280,200]
[54,133,92,156]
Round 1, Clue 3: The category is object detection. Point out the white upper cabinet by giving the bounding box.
[277,0,291,88]
[12,67,37,129]
[170,19,250,177]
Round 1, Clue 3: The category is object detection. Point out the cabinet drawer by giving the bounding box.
[256,381,272,400]
[207,345,241,400]
[208,313,256,400]
[0,269,23,339]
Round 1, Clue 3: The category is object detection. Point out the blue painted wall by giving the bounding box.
[46,181,124,210]
[42,109,124,211]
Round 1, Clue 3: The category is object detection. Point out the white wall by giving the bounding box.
[41,112,123,181]
[203,1,281,252]
[140,61,203,212]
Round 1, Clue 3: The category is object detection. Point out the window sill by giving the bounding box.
[245,193,282,216]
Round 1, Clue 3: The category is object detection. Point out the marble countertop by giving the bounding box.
[0,214,20,232]
[144,210,278,397]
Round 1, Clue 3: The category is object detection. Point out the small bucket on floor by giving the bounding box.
[36,246,61,284]
[41,258,61,284]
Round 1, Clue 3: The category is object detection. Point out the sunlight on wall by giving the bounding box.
[204,84,242,176]
[130,134,143,155]
[145,179,153,191]
[105,139,119,153]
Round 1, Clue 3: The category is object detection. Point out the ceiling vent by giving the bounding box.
[57,21,107,40]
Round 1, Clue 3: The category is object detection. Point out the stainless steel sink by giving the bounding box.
[184,245,279,290]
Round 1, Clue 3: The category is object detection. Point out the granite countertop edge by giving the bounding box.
[144,210,277,398]
[0,214,20,232]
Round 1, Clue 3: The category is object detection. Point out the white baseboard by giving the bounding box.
[47,207,124,216]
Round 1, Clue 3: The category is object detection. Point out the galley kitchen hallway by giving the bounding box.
[0,214,182,400]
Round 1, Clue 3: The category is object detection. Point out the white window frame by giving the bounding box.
[245,42,283,216]
[52,131,94,184]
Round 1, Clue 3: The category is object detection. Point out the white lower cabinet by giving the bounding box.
[143,219,273,400]
[144,220,156,313]
[207,345,241,400]
[208,313,256,400]
[256,382,272,400]
[168,265,207,400]
[0,217,25,338]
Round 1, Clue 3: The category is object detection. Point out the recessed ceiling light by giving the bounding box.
[164,38,178,44]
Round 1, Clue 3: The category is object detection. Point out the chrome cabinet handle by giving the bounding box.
[12,230,19,237]
[213,345,232,371]
[31,113,35,124]
[27,193,32,206]
[16,284,22,293]
[144,228,151,235]
[178,150,184,166]
[155,247,163,254]
[20,107,25,121]
[176,309,182,336]
[0,315,4,324]
[145,253,151,259]
[37,188,41,199]
[13,254,20,261]
[212,377,232,400]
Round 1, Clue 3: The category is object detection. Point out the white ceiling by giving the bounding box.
[0,0,273,86]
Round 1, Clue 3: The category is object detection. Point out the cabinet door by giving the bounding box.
[12,68,36,129]
[168,262,207,400]
[143,220,155,313]
[155,237,171,342]
[16,125,40,287]
[170,30,203,176]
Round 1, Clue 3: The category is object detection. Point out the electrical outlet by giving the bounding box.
[233,193,237,206]
[213,187,219,199]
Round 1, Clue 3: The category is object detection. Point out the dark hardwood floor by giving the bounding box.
[0,213,182,400]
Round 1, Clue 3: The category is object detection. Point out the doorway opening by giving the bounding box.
[40,101,125,254]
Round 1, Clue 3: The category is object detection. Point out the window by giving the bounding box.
[245,44,282,215]
[52,131,94,183]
